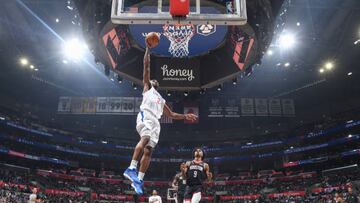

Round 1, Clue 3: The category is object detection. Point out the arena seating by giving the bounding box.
[1,164,360,202]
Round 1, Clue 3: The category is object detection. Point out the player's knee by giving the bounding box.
[143,146,153,157]
[139,136,150,147]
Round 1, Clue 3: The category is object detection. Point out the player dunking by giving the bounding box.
[123,40,197,195]
[182,148,212,203]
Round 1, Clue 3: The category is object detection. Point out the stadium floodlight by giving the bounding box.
[279,32,296,49]
[30,65,35,69]
[132,83,137,90]
[63,38,87,60]
[20,58,29,66]
[284,62,290,67]
[267,50,273,56]
[232,78,238,85]
[325,62,334,70]
[319,68,325,73]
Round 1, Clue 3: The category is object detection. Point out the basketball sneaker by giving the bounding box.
[123,167,140,184]
[131,180,144,195]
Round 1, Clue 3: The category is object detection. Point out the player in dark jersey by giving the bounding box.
[172,162,187,203]
[182,148,212,203]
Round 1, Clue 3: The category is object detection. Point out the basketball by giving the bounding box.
[146,32,160,48]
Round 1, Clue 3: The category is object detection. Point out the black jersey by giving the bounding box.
[186,161,206,186]
[174,173,187,195]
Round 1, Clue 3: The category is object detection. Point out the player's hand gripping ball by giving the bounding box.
[146,32,160,48]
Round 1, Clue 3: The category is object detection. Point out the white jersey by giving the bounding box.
[29,194,37,203]
[149,195,162,203]
[140,87,166,119]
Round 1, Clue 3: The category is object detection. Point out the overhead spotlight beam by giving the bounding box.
[279,32,296,50]
[20,58,29,66]
[325,62,334,70]
[63,38,87,60]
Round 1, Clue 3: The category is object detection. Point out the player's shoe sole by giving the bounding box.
[131,182,143,195]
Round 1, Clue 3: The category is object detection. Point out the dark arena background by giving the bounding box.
[1,0,360,202]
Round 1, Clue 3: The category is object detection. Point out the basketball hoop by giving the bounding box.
[163,24,195,58]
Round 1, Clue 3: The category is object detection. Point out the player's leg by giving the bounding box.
[123,112,150,188]
[183,186,192,203]
[190,192,201,203]
[177,194,184,203]
[138,145,154,180]
[132,136,150,164]
[123,137,149,184]
[137,117,159,181]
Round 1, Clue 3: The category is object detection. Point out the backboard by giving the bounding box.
[111,0,247,25]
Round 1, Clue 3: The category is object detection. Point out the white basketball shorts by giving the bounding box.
[136,110,161,148]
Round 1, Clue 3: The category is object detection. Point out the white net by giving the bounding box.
[163,24,195,58]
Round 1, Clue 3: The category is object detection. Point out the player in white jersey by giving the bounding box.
[124,41,197,195]
[28,188,38,203]
[149,190,162,203]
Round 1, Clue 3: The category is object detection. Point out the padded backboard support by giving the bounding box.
[111,0,247,25]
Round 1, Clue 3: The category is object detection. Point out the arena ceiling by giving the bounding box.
[0,0,359,108]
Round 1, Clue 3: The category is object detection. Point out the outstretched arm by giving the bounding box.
[163,104,197,121]
[143,46,151,93]
[204,163,213,182]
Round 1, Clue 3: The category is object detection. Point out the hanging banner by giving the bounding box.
[57,97,71,113]
[83,97,96,114]
[241,98,254,116]
[108,97,122,113]
[208,98,224,117]
[120,97,135,114]
[225,97,240,118]
[282,99,295,116]
[96,97,109,113]
[269,99,282,116]
[255,98,268,116]
[70,97,83,114]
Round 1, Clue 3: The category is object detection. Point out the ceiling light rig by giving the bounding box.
[279,32,296,50]
[19,57,29,66]
[325,62,334,70]
[319,61,335,74]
